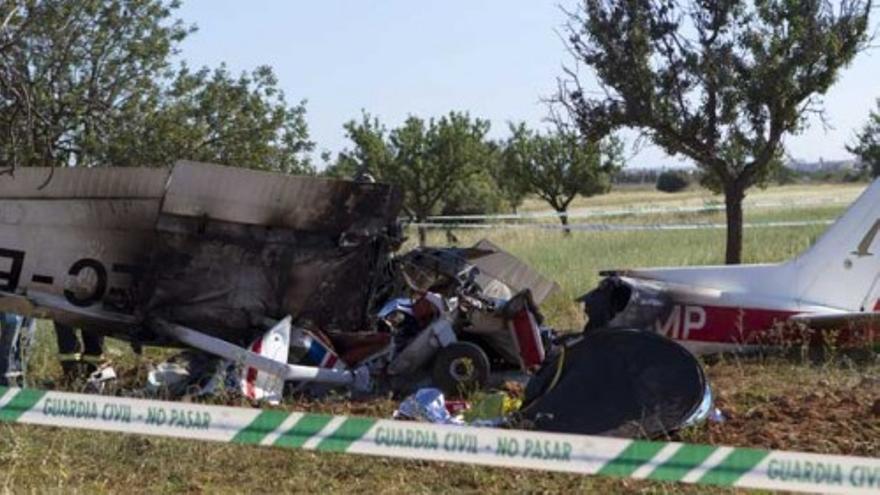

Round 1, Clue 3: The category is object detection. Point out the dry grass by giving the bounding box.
[517,182,866,213]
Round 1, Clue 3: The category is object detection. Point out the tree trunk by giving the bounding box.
[417,224,427,246]
[558,209,571,235]
[724,184,745,264]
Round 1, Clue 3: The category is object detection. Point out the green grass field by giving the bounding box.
[1,183,878,494]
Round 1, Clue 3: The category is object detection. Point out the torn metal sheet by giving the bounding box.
[395,240,560,305]
[164,161,402,234]
[470,239,560,304]
[577,275,673,332]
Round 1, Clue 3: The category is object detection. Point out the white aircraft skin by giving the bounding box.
[600,178,880,354]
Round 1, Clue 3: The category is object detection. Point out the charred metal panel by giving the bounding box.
[0,166,169,199]
[142,161,403,342]
[578,276,672,332]
[0,162,402,342]
[142,215,395,343]
[163,161,402,233]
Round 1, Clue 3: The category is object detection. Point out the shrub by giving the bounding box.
[656,171,690,193]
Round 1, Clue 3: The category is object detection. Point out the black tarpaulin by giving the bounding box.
[521,329,707,438]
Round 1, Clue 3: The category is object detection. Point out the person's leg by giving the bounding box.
[0,313,23,386]
[80,330,105,374]
[15,317,36,386]
[54,322,82,380]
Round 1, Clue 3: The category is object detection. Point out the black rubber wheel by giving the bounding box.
[431,341,490,397]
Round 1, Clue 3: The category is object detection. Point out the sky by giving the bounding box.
[174,0,880,169]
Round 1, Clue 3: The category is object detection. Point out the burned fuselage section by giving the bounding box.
[138,161,403,345]
[0,161,403,345]
[578,275,673,333]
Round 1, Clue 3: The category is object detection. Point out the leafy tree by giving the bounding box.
[335,112,494,245]
[562,0,871,263]
[504,123,622,234]
[0,0,190,170]
[325,112,391,180]
[490,142,530,213]
[104,64,314,173]
[441,167,505,216]
[0,0,313,174]
[847,99,880,178]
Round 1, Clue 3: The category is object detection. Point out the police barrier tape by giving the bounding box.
[411,219,834,232]
[0,386,878,494]
[422,195,855,222]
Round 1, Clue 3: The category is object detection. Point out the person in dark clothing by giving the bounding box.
[54,322,105,380]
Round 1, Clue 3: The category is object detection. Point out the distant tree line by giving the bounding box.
[624,163,872,194]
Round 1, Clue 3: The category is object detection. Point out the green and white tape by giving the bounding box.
[0,386,877,493]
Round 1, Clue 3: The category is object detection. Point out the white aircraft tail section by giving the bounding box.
[621,179,880,312]
[787,179,880,311]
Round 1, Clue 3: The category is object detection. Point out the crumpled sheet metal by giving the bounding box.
[164,161,402,234]
[395,240,560,305]
[470,239,560,305]
[139,162,403,342]
[142,216,393,343]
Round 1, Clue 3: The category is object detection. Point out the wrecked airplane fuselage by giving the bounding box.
[0,161,559,398]
[0,161,402,345]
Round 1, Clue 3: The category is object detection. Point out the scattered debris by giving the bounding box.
[85,365,118,393]
[394,388,463,425]
[708,407,727,423]
[239,317,291,404]
[463,392,520,427]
